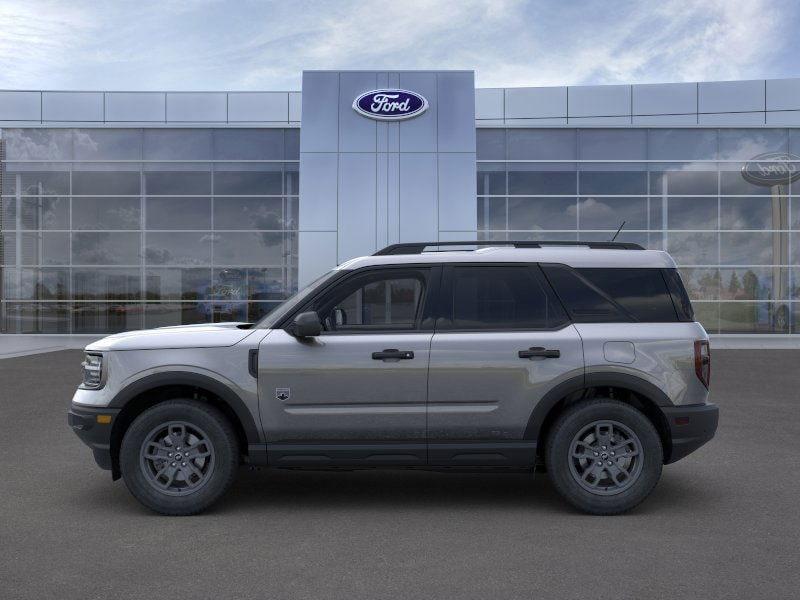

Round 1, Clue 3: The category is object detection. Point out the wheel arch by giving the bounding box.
[526,373,673,463]
[108,372,260,480]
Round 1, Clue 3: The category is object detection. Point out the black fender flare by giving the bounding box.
[523,372,673,441]
[108,371,261,445]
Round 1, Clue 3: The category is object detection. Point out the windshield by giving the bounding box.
[255,269,340,329]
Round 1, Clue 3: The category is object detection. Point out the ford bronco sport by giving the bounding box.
[68,241,718,515]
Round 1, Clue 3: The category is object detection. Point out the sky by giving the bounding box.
[0,0,798,91]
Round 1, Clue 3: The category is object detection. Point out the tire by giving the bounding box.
[120,400,239,515]
[545,399,663,515]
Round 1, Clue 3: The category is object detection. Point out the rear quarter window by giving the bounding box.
[542,265,682,323]
[577,268,678,322]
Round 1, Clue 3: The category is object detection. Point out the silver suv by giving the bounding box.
[68,241,718,515]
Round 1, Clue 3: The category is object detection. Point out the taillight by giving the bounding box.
[694,340,710,388]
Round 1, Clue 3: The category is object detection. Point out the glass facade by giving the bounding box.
[2,123,800,336]
[0,128,299,333]
[477,128,800,334]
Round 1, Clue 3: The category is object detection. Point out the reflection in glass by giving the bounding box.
[213,232,291,266]
[508,197,577,230]
[2,268,69,300]
[692,302,719,333]
[718,267,785,301]
[73,303,142,333]
[143,130,213,160]
[3,129,73,160]
[578,197,646,230]
[648,129,717,160]
[477,197,506,230]
[21,232,70,265]
[214,169,283,195]
[145,232,212,266]
[2,302,70,333]
[214,197,283,229]
[718,129,788,160]
[720,197,782,230]
[72,197,141,230]
[144,303,211,328]
[20,197,69,230]
[145,197,211,230]
[678,268,720,301]
[73,268,141,300]
[508,169,576,195]
[649,169,717,195]
[3,171,70,196]
[666,232,719,265]
[73,129,142,160]
[579,171,647,195]
[667,197,717,230]
[476,129,505,160]
[1,128,300,334]
[578,129,646,160]
[213,129,284,160]
[507,129,575,160]
[145,268,212,300]
[144,170,211,195]
[477,164,506,195]
[72,170,140,195]
[720,232,780,265]
[72,232,140,265]
[720,168,787,195]
[719,302,787,334]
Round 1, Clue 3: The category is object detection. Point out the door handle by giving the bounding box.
[372,349,415,360]
[518,347,560,359]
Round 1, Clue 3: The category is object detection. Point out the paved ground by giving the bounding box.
[1,349,799,599]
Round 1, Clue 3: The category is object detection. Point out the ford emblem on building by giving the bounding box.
[741,152,800,186]
[353,89,428,121]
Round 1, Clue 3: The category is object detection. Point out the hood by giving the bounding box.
[85,322,257,352]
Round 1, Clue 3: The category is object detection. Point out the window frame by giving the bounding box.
[436,263,571,333]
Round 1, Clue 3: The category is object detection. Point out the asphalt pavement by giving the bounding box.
[1,349,798,599]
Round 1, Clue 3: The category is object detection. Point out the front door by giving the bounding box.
[258,266,438,466]
[427,264,584,466]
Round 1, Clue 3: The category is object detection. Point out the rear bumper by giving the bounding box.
[663,403,719,464]
[68,404,121,471]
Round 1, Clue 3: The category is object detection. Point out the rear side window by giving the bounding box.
[541,265,627,322]
[542,265,680,323]
[444,266,568,330]
[577,269,678,322]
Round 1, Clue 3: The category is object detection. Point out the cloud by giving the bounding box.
[0,0,795,90]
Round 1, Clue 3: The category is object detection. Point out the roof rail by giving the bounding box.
[373,240,645,255]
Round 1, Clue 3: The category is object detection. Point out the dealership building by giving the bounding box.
[1,70,800,341]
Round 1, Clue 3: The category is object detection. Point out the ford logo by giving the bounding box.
[353,89,428,121]
[741,152,800,186]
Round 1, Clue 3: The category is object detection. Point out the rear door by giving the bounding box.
[426,264,584,466]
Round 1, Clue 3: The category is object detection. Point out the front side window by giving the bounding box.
[315,270,428,332]
[444,266,567,330]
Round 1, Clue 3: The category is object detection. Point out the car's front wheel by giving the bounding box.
[120,400,239,515]
[545,399,663,515]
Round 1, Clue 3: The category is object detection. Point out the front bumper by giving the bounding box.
[662,403,719,464]
[68,404,121,471]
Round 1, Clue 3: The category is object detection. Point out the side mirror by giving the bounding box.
[291,311,322,338]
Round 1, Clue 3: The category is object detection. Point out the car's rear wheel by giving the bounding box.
[545,399,662,515]
[120,400,239,515]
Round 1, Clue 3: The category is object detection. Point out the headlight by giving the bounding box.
[81,353,104,389]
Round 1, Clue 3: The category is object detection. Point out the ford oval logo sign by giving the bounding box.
[353,89,428,121]
[741,152,800,186]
